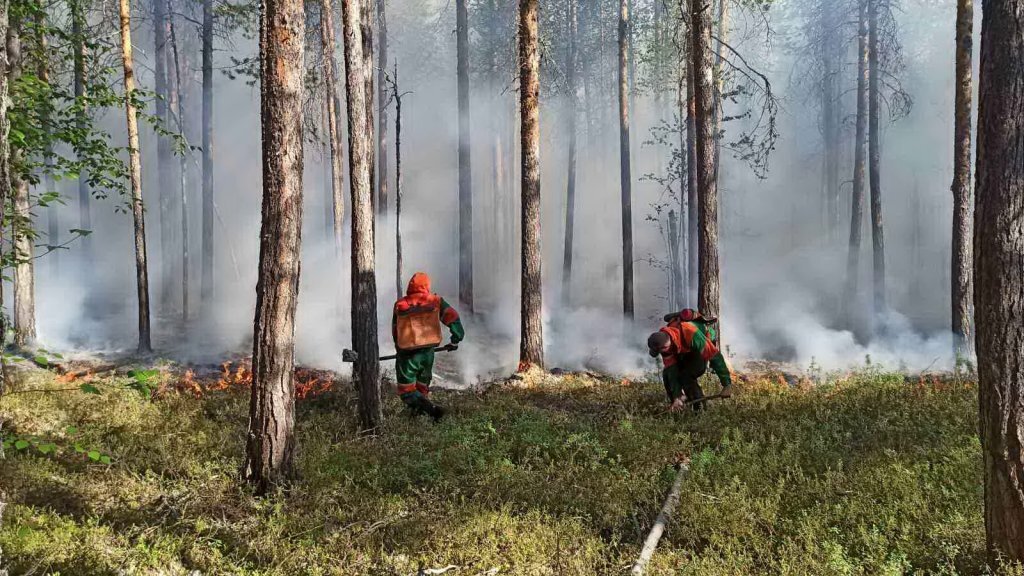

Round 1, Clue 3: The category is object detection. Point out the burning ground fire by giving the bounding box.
[174,360,335,399]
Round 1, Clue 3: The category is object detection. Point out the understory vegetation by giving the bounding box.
[0,366,1003,575]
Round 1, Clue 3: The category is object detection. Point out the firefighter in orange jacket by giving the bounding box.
[392,272,465,421]
[647,309,732,412]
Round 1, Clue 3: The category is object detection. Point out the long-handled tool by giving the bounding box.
[342,343,459,363]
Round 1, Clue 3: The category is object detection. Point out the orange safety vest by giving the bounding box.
[394,273,444,351]
[659,319,720,367]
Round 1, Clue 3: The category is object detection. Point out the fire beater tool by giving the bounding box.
[342,343,459,363]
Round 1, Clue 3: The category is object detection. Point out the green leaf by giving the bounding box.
[80,383,100,394]
[14,439,30,450]
[33,355,49,367]
[37,443,55,454]
[100,455,111,465]
[65,425,78,435]
[87,450,100,461]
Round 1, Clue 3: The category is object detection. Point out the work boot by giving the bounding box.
[720,384,733,398]
[428,403,446,423]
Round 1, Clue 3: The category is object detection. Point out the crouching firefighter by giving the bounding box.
[647,309,733,413]
[392,272,465,421]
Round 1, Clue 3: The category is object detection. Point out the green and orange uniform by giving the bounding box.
[392,272,465,417]
[655,309,732,411]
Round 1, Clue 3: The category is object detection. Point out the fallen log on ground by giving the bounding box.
[630,461,690,575]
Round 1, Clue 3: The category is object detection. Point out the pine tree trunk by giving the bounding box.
[394,64,403,300]
[518,0,543,370]
[7,21,35,347]
[360,0,375,216]
[677,64,689,305]
[686,44,698,306]
[376,0,388,216]
[712,0,728,185]
[242,0,305,495]
[342,0,381,430]
[37,11,57,276]
[691,0,719,320]
[561,0,577,308]
[457,0,474,312]
[975,0,1024,561]
[867,0,885,316]
[669,209,683,311]
[168,4,189,324]
[618,0,634,321]
[823,8,841,239]
[201,0,214,310]
[153,0,174,314]
[72,0,90,256]
[0,0,9,394]
[951,0,973,356]
[118,0,152,353]
[845,0,868,325]
[320,0,345,251]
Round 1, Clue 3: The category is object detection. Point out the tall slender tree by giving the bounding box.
[974,0,1024,561]
[518,0,542,370]
[457,0,473,312]
[342,0,381,430]
[376,0,388,215]
[168,2,189,323]
[845,0,868,325]
[867,0,885,315]
[561,0,577,308]
[117,0,152,353]
[392,63,403,300]
[71,0,90,256]
[0,0,8,390]
[691,0,719,320]
[360,0,374,214]
[712,0,728,186]
[618,0,634,321]
[242,0,305,494]
[686,35,698,305]
[201,0,214,311]
[951,0,973,355]
[37,10,57,276]
[320,0,345,251]
[8,18,35,347]
[153,0,174,313]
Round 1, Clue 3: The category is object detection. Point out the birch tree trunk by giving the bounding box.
[201,0,214,310]
[618,0,634,321]
[691,0,719,320]
[320,0,345,251]
[457,0,474,312]
[845,0,868,325]
[518,0,543,370]
[561,0,577,308]
[242,0,305,494]
[867,0,885,316]
[951,0,973,356]
[974,0,1024,561]
[117,0,152,353]
[7,21,35,347]
[342,0,381,430]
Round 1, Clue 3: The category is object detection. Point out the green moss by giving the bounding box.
[0,369,998,574]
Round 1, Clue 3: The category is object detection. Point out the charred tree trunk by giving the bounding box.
[153,0,174,314]
[845,0,868,325]
[118,0,152,353]
[618,0,634,321]
[8,20,35,347]
[201,0,214,310]
[376,0,388,216]
[691,0,719,320]
[457,0,474,312]
[518,0,543,370]
[168,4,189,324]
[72,0,90,256]
[394,63,403,300]
[242,0,305,495]
[342,0,381,430]
[867,0,885,316]
[951,0,973,356]
[561,0,577,308]
[975,0,1024,561]
[320,0,345,251]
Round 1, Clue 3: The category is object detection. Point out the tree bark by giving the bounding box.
[71,0,90,256]
[975,0,1024,561]
[676,60,689,306]
[360,0,375,217]
[320,0,345,252]
[669,210,683,311]
[242,0,305,495]
[376,0,388,216]
[168,3,189,324]
[518,0,543,370]
[951,0,973,356]
[686,39,698,306]
[457,0,474,312]
[712,0,728,186]
[117,0,152,353]
[867,0,885,316]
[618,0,634,321]
[342,0,381,430]
[153,0,174,314]
[7,20,35,347]
[394,63,403,300]
[845,0,868,325]
[0,0,8,393]
[561,0,577,309]
[201,0,214,310]
[691,0,719,320]
[37,10,57,276]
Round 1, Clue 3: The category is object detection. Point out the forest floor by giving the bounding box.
[0,360,1011,575]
